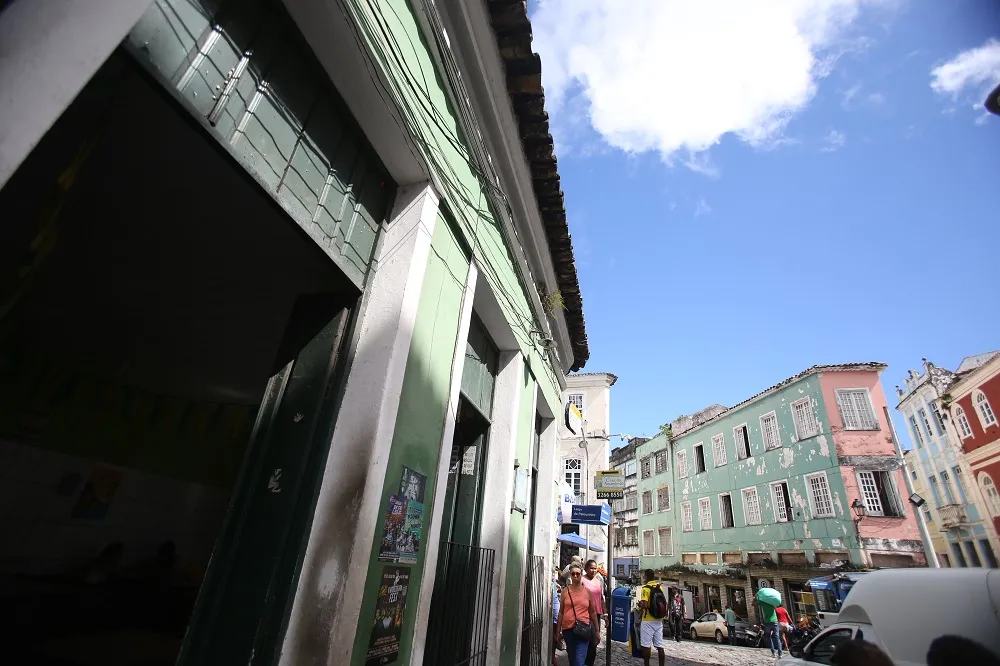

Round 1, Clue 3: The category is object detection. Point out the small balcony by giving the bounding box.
[938,503,969,529]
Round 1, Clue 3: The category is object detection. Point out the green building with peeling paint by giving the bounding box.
[636,364,926,620]
[0,1,585,665]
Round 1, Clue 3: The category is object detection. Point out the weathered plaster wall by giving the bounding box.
[655,375,860,566]
[635,433,673,571]
[819,370,894,458]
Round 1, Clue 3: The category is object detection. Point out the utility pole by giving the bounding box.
[883,406,940,567]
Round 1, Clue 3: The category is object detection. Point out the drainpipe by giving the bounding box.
[883,406,940,567]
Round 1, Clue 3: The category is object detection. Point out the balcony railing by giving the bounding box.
[938,503,968,529]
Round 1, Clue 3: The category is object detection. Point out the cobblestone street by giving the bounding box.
[555,639,776,666]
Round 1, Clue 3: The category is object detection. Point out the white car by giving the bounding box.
[689,612,736,643]
[777,569,1000,666]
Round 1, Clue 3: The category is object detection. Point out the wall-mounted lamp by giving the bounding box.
[851,498,866,522]
[908,493,926,507]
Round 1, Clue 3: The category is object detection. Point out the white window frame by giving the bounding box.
[974,390,997,428]
[856,470,885,516]
[711,433,727,467]
[640,455,652,479]
[771,481,791,522]
[918,408,934,441]
[641,490,653,515]
[955,406,973,439]
[568,393,585,419]
[719,492,735,528]
[642,529,655,556]
[681,501,693,532]
[908,413,924,447]
[791,397,817,440]
[677,450,688,478]
[693,442,706,474]
[979,472,1000,518]
[698,497,713,530]
[656,485,670,512]
[760,411,781,451]
[734,423,751,459]
[658,527,673,556]
[564,458,582,497]
[741,486,762,526]
[805,471,836,518]
[834,388,879,431]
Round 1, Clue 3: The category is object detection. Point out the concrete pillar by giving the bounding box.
[279,183,440,666]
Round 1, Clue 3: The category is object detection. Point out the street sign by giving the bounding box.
[595,469,624,500]
[571,503,611,525]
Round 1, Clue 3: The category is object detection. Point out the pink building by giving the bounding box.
[819,368,927,567]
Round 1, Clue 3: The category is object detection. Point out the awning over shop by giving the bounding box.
[556,533,605,552]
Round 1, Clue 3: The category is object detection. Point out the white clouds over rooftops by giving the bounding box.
[532,0,885,167]
[930,38,1000,100]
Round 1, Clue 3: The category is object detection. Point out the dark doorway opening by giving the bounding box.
[0,51,356,666]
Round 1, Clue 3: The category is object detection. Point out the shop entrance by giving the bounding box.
[0,51,360,665]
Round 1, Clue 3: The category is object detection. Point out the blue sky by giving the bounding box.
[530,1,1000,449]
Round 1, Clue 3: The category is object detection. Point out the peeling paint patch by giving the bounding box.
[756,459,768,476]
[780,448,794,469]
[817,435,830,457]
[812,539,823,549]
[833,491,844,517]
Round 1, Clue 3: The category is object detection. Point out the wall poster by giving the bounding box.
[365,566,410,665]
[378,467,425,564]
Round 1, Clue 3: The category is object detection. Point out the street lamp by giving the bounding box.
[851,498,866,521]
[909,493,926,507]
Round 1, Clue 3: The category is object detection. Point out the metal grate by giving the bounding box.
[424,542,496,666]
[519,555,546,666]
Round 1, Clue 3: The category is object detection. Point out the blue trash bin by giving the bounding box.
[611,586,632,643]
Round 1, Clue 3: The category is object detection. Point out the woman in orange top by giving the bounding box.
[559,563,599,666]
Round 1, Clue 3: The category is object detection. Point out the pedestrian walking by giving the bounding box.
[559,563,598,666]
[755,589,782,659]
[669,590,685,643]
[775,605,792,652]
[637,569,667,666]
[582,559,606,666]
[724,604,737,645]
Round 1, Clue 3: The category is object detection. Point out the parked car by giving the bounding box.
[777,569,1000,666]
[688,612,749,643]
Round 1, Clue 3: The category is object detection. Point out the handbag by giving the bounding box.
[566,587,592,640]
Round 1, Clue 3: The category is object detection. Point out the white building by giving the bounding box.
[558,372,617,571]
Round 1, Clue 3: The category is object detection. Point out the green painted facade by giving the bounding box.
[637,376,861,572]
[343,1,562,664]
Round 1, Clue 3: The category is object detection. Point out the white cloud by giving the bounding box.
[821,130,846,151]
[930,39,1000,100]
[532,0,883,169]
[694,198,712,217]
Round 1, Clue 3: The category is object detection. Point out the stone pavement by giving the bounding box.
[555,639,777,666]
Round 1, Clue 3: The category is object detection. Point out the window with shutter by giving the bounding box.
[698,497,712,530]
[771,481,791,522]
[654,450,668,474]
[976,391,997,427]
[640,456,652,479]
[712,434,727,467]
[835,389,879,430]
[760,412,781,450]
[742,487,761,525]
[642,491,653,515]
[643,530,655,556]
[681,502,693,532]
[734,424,752,459]
[719,494,735,528]
[657,486,670,511]
[791,398,817,440]
[677,450,688,478]
[658,528,672,556]
[806,472,835,517]
[955,406,973,438]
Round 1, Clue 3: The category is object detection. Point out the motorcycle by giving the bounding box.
[741,624,764,648]
[787,617,821,656]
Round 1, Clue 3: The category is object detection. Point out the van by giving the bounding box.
[777,569,1000,666]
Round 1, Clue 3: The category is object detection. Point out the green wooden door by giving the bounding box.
[178,292,356,665]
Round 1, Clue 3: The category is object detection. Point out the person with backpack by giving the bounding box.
[669,589,685,643]
[637,569,667,666]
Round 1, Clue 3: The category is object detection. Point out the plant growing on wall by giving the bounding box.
[659,423,674,440]
[543,289,565,318]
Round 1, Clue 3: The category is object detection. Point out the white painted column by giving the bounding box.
[481,350,523,666]
[279,183,439,666]
[408,261,478,666]
[0,0,154,188]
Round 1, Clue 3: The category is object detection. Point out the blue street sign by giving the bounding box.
[571,503,611,525]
